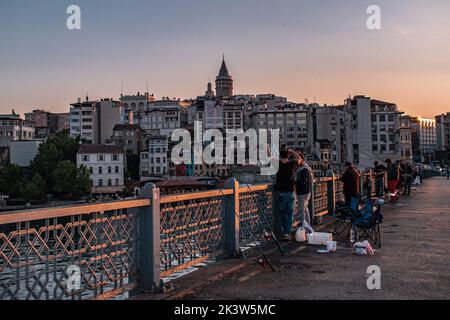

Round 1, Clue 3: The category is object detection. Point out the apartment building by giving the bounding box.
[344,96,401,168]
[70,97,123,144]
[0,112,35,147]
[140,135,169,178]
[77,144,125,194]
[25,109,70,139]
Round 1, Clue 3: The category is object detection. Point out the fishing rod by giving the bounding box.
[217,187,276,272]
[232,173,285,256]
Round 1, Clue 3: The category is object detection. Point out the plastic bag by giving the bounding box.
[295,228,307,242]
[302,221,315,234]
[353,240,375,256]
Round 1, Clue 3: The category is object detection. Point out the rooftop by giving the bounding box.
[78,144,124,155]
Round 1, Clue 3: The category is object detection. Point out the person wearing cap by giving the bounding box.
[340,162,360,206]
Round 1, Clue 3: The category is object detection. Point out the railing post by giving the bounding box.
[139,183,163,293]
[327,173,336,216]
[309,176,316,224]
[224,178,240,257]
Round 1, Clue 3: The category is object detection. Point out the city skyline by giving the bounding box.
[1,0,450,118]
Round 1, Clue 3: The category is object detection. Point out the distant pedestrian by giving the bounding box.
[386,159,400,202]
[340,162,360,206]
[373,161,386,198]
[295,154,312,227]
[275,148,303,241]
[363,168,373,199]
[402,163,413,196]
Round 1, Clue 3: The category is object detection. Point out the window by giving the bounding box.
[108,166,112,174]
[98,179,103,187]
[379,115,386,122]
[82,155,90,162]
[99,167,103,174]
[115,166,119,173]
[108,179,112,186]
[89,167,93,174]
[112,154,119,161]
[372,145,378,152]
[98,155,105,161]
[115,179,120,186]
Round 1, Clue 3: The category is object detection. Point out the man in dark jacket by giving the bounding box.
[275,149,302,240]
[295,155,312,227]
[340,162,360,206]
[386,159,400,201]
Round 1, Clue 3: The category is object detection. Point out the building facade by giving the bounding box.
[344,96,401,168]
[106,124,143,155]
[25,110,70,139]
[77,144,125,194]
[0,112,35,147]
[10,140,42,167]
[70,98,124,144]
[140,135,169,178]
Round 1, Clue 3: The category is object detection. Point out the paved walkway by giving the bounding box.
[183,177,450,300]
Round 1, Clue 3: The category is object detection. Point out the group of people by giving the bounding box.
[274,147,422,241]
[274,149,313,241]
[341,159,419,205]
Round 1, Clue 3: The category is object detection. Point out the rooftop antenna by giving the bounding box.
[121,82,124,96]
[146,81,149,94]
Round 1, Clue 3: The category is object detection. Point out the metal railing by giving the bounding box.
[0,199,149,300]
[0,174,376,300]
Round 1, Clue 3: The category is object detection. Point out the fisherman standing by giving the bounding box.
[340,162,360,206]
[274,148,302,241]
[295,154,312,227]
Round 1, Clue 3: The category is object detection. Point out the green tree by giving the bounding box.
[31,131,80,190]
[53,161,92,200]
[0,164,26,198]
[125,150,140,181]
[21,173,48,202]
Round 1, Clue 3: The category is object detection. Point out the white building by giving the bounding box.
[10,140,42,167]
[140,135,169,178]
[140,99,189,136]
[0,112,35,147]
[417,118,437,159]
[77,144,125,194]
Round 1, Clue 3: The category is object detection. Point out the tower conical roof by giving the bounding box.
[218,57,231,78]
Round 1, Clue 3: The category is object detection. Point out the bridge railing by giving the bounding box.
[0,175,348,300]
[0,199,149,300]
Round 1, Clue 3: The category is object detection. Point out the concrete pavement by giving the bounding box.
[182,177,450,300]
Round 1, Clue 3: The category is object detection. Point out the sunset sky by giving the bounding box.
[1,0,449,117]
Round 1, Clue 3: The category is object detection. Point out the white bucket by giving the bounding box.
[326,241,337,252]
[307,232,333,246]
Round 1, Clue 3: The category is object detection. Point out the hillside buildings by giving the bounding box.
[25,109,69,139]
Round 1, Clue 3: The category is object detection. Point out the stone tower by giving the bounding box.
[215,56,233,98]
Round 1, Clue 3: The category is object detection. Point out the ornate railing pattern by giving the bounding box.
[2,174,378,300]
[159,191,227,278]
[0,200,148,300]
[312,178,330,217]
[238,186,273,243]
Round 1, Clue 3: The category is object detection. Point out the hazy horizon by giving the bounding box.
[1,0,449,118]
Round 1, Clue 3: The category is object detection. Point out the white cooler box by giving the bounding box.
[307,232,333,246]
